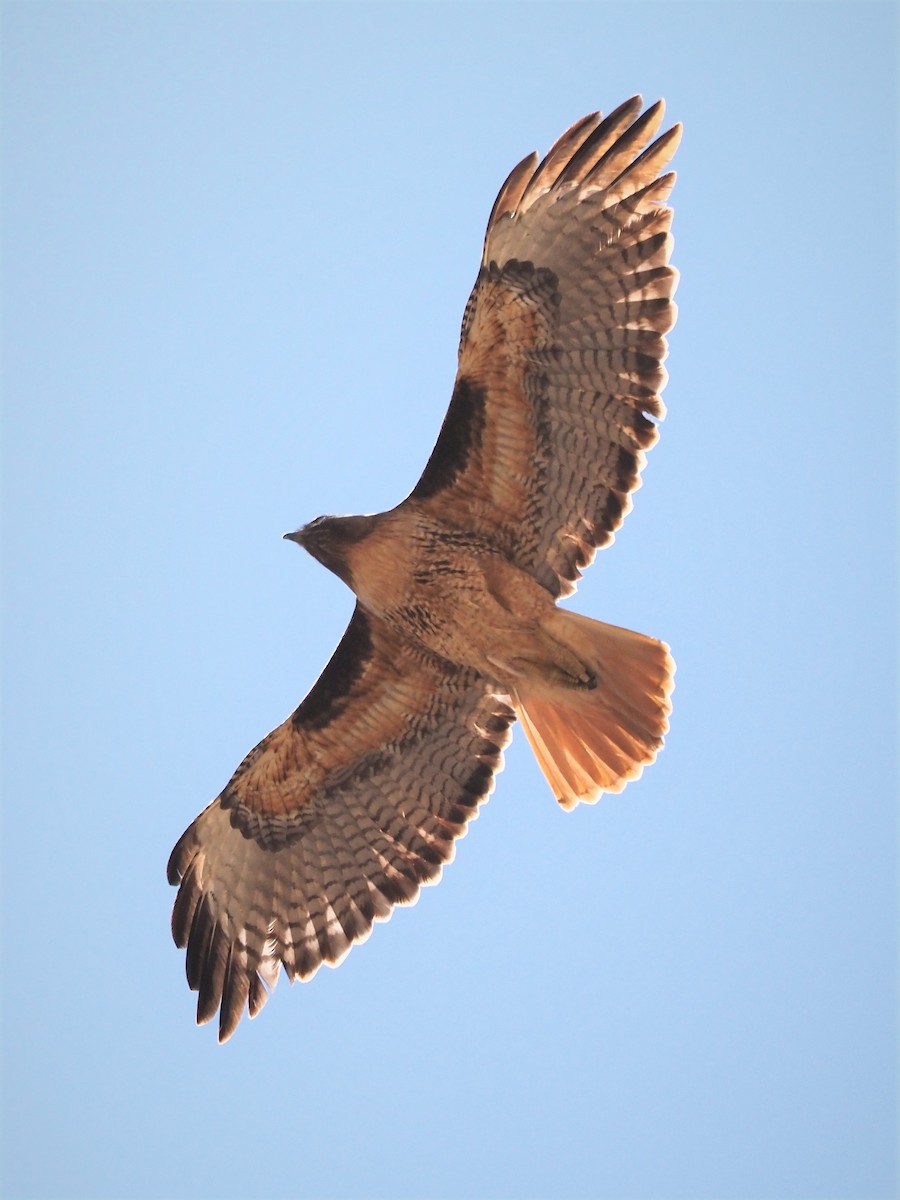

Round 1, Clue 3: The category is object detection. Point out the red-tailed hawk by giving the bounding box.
[169,96,680,1041]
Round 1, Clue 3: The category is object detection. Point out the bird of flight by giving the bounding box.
[169,96,680,1041]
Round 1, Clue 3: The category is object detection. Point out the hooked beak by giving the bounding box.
[283,528,306,547]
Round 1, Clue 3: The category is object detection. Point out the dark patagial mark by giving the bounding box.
[292,606,374,730]
[411,376,487,501]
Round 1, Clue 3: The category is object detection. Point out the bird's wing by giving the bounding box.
[408,96,680,598]
[167,604,514,1041]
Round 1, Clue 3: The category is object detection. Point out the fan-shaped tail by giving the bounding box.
[512,610,674,809]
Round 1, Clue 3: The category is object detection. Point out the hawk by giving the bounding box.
[169,96,680,1040]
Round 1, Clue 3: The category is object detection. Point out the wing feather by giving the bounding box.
[520,111,602,200]
[168,605,514,1040]
[575,97,666,193]
[407,96,680,597]
[483,152,539,236]
[555,96,645,186]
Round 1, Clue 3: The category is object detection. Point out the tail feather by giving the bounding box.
[512,609,674,809]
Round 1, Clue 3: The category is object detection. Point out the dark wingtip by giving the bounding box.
[167,825,196,886]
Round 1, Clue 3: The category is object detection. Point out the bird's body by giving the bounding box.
[310,507,553,680]
[169,96,681,1040]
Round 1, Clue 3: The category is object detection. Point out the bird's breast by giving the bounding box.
[345,506,552,676]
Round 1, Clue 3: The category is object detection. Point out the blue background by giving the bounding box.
[3,3,897,1198]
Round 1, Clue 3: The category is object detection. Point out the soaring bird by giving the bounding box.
[169,96,680,1041]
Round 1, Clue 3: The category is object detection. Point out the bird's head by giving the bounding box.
[283,513,376,587]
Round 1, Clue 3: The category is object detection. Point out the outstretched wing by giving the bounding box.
[168,605,514,1041]
[408,96,680,598]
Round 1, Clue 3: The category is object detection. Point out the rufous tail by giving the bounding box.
[511,609,675,809]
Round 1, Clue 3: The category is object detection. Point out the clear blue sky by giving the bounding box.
[2,4,897,1199]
